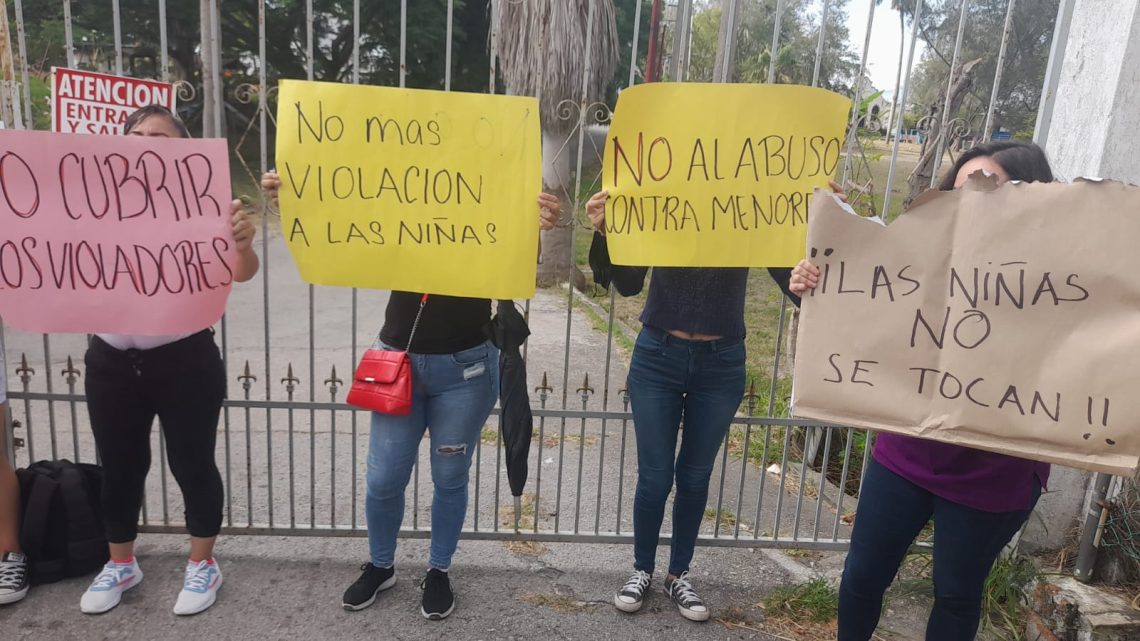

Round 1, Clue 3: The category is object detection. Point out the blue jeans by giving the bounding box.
[365,340,499,571]
[628,327,747,576]
[838,457,1040,641]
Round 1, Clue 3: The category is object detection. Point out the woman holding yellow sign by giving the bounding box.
[262,171,559,620]
[586,189,753,623]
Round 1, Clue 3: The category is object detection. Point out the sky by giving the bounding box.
[843,0,928,97]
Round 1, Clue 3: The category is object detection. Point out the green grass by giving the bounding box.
[763,578,839,625]
[703,507,739,529]
[981,555,1040,640]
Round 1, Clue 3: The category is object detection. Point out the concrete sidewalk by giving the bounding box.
[1,533,792,641]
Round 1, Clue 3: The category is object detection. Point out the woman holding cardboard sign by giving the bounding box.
[782,141,1054,641]
[77,105,261,617]
[261,170,559,620]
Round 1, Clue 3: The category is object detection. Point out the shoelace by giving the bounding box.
[183,561,213,592]
[91,565,129,590]
[669,574,702,607]
[622,571,651,595]
[0,561,26,588]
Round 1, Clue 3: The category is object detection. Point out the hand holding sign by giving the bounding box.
[274,80,542,299]
[793,180,1140,475]
[0,129,236,335]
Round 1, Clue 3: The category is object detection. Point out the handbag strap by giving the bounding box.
[404,294,429,351]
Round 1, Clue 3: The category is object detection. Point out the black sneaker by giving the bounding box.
[664,571,709,622]
[420,569,455,620]
[613,570,652,613]
[0,552,29,605]
[342,563,395,611]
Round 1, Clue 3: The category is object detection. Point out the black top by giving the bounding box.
[380,292,491,355]
[588,233,749,339]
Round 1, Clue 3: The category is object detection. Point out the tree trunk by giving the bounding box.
[904,58,983,209]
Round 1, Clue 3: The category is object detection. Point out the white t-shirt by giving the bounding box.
[96,333,194,351]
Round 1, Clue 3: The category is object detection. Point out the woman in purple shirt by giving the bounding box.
[782,141,1054,641]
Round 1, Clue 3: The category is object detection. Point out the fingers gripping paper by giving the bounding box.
[0,130,236,335]
[792,179,1140,476]
[274,80,542,299]
[601,84,850,267]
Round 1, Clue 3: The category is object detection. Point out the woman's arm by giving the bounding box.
[585,190,648,296]
[230,199,260,282]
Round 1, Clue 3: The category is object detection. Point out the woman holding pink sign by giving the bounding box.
[77,105,260,617]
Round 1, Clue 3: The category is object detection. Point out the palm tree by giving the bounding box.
[493,0,619,287]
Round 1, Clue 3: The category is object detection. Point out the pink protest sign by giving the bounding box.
[0,129,236,335]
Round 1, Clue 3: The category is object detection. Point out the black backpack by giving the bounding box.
[16,460,109,585]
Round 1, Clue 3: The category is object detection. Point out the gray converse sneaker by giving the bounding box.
[613,570,652,613]
[0,552,29,605]
[664,571,709,622]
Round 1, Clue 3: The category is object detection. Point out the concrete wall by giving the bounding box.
[1044,0,1140,183]
[1027,0,1140,551]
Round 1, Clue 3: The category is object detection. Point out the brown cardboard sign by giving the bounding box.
[793,178,1140,475]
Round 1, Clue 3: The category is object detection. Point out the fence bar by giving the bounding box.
[812,427,833,540]
[983,0,1017,141]
[842,0,878,183]
[112,0,124,75]
[63,361,79,462]
[615,394,630,534]
[669,0,693,81]
[767,0,788,84]
[158,0,168,81]
[62,0,76,69]
[930,0,970,187]
[880,0,926,220]
[1034,0,1076,146]
[305,0,316,531]
[259,0,274,528]
[712,428,732,536]
[12,0,31,129]
[832,429,855,540]
[628,0,644,87]
[350,0,361,531]
[811,0,832,88]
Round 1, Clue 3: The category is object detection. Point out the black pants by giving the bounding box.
[85,330,226,543]
[838,457,1040,641]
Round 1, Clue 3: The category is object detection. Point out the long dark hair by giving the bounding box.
[122,104,191,139]
[937,141,1054,190]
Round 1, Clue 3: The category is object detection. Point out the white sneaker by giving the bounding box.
[80,559,143,614]
[173,559,223,616]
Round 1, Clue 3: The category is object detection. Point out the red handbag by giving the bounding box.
[346,294,428,415]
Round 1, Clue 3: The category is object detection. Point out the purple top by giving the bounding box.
[873,433,1050,513]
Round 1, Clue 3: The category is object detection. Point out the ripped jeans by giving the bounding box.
[365,340,499,571]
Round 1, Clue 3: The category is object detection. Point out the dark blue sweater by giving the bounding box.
[589,233,751,338]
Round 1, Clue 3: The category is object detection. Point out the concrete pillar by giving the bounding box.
[1023,0,1140,552]
[1041,0,1140,183]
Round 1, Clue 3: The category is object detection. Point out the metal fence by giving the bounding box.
[0,0,1072,551]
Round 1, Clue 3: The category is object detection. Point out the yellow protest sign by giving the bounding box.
[601,83,850,267]
[275,80,541,299]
